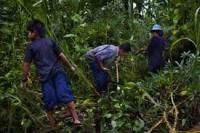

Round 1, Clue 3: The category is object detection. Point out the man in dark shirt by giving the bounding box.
[22,19,80,127]
[147,24,165,73]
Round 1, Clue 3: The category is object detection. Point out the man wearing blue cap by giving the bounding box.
[147,24,166,73]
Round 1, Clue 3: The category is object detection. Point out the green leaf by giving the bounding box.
[180,90,188,96]
[32,0,43,7]
[182,119,187,126]
[133,118,145,132]
[104,113,112,118]
[64,34,77,38]
[111,120,117,129]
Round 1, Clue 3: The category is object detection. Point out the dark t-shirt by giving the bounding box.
[147,36,165,72]
[24,38,64,81]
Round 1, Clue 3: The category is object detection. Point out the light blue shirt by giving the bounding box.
[85,45,119,67]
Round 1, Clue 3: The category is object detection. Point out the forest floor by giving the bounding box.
[189,123,200,132]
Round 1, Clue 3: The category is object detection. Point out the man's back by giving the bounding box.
[24,38,64,80]
[147,36,165,72]
[85,44,119,67]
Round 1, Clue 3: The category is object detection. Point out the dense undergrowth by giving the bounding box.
[0,0,200,132]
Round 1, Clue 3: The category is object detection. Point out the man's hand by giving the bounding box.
[102,67,110,71]
[20,78,32,88]
[20,80,28,88]
[135,47,148,55]
[102,67,111,76]
[95,57,111,76]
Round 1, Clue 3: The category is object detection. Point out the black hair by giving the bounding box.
[151,30,163,36]
[119,43,131,52]
[151,30,160,33]
[27,19,46,37]
[151,30,164,37]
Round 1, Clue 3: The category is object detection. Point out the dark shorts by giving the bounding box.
[41,72,75,111]
[89,61,109,93]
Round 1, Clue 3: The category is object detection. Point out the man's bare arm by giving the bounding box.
[58,52,75,71]
[22,62,31,81]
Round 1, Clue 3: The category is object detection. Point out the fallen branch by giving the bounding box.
[147,96,191,133]
[144,92,160,106]
[147,118,163,133]
[171,93,179,133]
[163,111,173,132]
